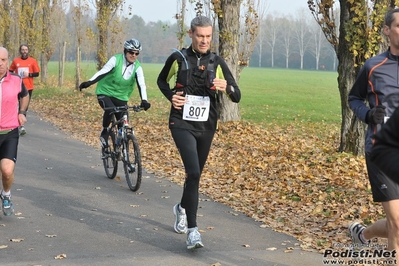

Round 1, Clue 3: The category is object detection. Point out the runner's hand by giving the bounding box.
[368,105,386,124]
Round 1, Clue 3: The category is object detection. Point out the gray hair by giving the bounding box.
[190,16,212,32]
[385,8,399,27]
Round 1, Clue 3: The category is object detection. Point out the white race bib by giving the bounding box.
[18,67,29,78]
[182,95,210,121]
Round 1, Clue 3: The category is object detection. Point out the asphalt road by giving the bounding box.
[0,111,323,266]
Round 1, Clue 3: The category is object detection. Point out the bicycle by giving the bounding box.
[101,105,142,192]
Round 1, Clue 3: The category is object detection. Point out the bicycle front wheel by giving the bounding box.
[123,134,142,192]
[102,129,118,179]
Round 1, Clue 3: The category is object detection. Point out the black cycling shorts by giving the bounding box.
[0,128,19,162]
[366,152,399,202]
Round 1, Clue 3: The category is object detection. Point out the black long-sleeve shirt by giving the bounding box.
[157,46,241,131]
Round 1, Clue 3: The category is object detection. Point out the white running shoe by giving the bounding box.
[348,222,369,246]
[186,227,204,250]
[1,193,14,216]
[173,203,188,234]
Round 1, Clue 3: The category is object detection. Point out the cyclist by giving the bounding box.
[79,38,151,147]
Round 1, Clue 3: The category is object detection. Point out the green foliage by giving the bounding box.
[344,0,388,66]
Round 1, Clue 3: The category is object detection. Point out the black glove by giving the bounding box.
[368,105,386,124]
[140,100,151,111]
[79,81,92,91]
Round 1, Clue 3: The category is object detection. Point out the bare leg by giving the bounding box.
[363,218,388,240]
[1,158,15,193]
[363,200,399,266]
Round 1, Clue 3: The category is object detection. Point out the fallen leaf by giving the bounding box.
[54,254,67,259]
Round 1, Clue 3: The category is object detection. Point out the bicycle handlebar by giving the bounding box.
[104,105,142,113]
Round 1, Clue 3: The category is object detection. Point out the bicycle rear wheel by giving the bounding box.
[123,134,142,192]
[102,129,118,179]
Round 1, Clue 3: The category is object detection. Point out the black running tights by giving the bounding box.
[170,128,215,229]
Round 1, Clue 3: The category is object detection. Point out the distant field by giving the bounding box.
[44,61,341,125]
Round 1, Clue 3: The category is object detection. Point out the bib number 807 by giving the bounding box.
[182,95,210,122]
[189,106,206,117]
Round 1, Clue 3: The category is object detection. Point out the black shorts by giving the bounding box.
[0,128,19,162]
[366,152,399,202]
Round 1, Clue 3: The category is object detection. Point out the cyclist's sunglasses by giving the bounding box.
[127,50,139,56]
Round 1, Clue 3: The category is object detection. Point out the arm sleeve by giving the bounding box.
[9,60,16,73]
[370,108,399,184]
[18,80,29,99]
[157,53,178,102]
[88,56,117,84]
[348,66,371,123]
[216,59,241,103]
[135,66,147,101]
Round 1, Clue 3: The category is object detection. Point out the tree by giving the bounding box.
[95,0,126,69]
[280,17,293,69]
[0,0,12,50]
[308,0,393,155]
[40,0,59,83]
[308,20,327,70]
[175,0,189,49]
[212,0,242,122]
[293,8,312,70]
[211,0,262,122]
[263,14,279,68]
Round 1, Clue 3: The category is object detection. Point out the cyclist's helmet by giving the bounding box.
[124,38,142,51]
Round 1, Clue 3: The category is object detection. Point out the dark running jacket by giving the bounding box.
[157,46,241,132]
[348,48,399,154]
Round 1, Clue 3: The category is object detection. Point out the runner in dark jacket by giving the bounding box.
[347,8,399,258]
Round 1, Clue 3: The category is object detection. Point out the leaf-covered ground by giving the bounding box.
[30,92,386,253]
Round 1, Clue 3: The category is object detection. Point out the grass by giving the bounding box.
[41,61,341,125]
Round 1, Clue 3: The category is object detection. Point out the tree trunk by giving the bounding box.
[58,41,66,87]
[217,0,241,122]
[40,53,48,83]
[76,46,81,89]
[337,0,365,155]
[96,1,110,70]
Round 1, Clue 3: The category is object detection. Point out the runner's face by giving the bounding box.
[189,26,212,54]
[20,46,29,59]
[0,48,9,77]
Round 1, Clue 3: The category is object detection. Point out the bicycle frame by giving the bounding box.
[101,105,142,191]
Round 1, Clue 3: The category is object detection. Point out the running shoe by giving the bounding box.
[186,227,204,250]
[173,203,188,234]
[1,193,14,216]
[348,222,369,246]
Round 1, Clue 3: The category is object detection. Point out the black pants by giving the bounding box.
[171,128,215,228]
[97,95,127,128]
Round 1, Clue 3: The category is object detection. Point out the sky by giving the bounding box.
[126,0,309,24]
